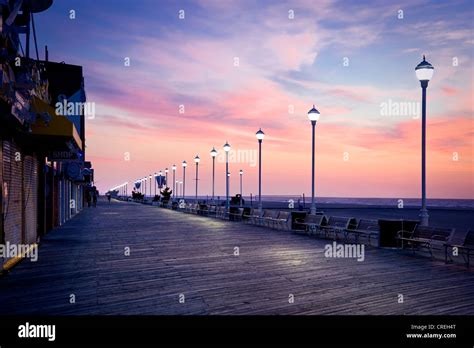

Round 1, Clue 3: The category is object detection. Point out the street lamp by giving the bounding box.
[415,55,434,226]
[239,169,243,207]
[194,155,200,202]
[154,172,157,196]
[165,168,169,188]
[308,105,320,215]
[210,147,218,201]
[182,161,187,200]
[158,170,163,194]
[149,175,152,198]
[172,165,176,199]
[223,141,231,213]
[256,129,265,215]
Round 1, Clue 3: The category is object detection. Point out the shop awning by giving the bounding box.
[30,96,82,150]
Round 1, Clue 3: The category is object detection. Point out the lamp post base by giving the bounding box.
[419,208,429,226]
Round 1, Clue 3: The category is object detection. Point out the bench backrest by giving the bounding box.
[276,211,291,221]
[464,230,474,247]
[327,216,357,230]
[413,225,453,241]
[356,219,379,232]
[304,214,327,226]
[262,210,275,218]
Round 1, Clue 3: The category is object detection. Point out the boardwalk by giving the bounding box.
[1,199,473,315]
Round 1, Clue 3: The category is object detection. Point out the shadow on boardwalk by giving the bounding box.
[1,199,473,315]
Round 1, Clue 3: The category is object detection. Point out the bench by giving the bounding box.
[215,206,226,219]
[228,208,245,221]
[294,214,327,236]
[185,203,198,214]
[197,204,209,215]
[243,208,260,225]
[267,211,291,230]
[396,225,454,256]
[261,209,277,227]
[444,230,474,267]
[344,219,379,245]
[207,205,217,217]
[320,216,357,240]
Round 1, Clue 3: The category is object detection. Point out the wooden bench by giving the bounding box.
[243,208,260,225]
[344,219,379,245]
[320,216,357,240]
[294,214,327,236]
[186,203,198,214]
[268,211,291,230]
[261,209,277,227]
[197,204,209,215]
[444,230,474,267]
[207,205,217,217]
[396,225,454,256]
[215,206,226,219]
[228,208,245,221]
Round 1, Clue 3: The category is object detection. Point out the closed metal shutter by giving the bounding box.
[23,155,38,244]
[2,140,23,250]
[0,139,4,249]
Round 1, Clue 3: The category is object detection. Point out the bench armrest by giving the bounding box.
[396,230,413,239]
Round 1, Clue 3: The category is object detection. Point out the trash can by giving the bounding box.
[291,211,307,231]
[378,219,419,247]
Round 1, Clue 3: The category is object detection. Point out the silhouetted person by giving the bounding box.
[87,190,92,208]
[106,193,111,203]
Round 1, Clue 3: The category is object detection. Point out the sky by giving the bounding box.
[34,0,473,198]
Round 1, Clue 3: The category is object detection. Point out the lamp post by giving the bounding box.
[154,172,157,197]
[172,165,176,199]
[143,177,147,198]
[194,155,200,202]
[165,168,169,188]
[182,161,187,200]
[239,169,243,207]
[223,141,231,213]
[256,129,265,215]
[149,175,152,198]
[159,170,163,194]
[308,105,320,215]
[415,55,434,226]
[210,147,218,202]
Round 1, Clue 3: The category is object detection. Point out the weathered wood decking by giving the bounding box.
[1,199,473,315]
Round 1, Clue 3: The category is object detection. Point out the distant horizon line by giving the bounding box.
[123,193,473,201]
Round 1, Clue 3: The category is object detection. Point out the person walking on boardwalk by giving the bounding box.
[86,189,92,208]
[106,192,111,203]
[92,189,98,207]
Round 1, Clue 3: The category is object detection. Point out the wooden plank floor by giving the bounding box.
[1,199,473,315]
